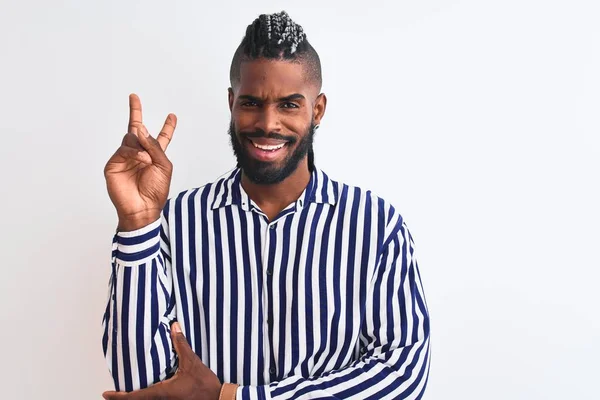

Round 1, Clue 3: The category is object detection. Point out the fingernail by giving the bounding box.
[173,322,181,333]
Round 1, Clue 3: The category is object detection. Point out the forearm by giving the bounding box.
[236,335,430,400]
[102,217,177,392]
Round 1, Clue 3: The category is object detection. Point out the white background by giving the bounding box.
[1,0,598,399]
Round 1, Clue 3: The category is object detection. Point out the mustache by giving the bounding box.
[239,129,297,143]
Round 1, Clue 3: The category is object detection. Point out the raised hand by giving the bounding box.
[104,94,177,231]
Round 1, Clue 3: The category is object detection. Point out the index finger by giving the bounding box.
[128,93,143,134]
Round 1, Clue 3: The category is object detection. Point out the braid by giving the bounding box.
[230,11,322,89]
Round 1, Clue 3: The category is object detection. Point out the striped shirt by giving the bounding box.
[102,167,430,399]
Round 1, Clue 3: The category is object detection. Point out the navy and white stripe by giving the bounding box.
[102,167,430,399]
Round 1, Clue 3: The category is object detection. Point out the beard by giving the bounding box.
[228,119,316,185]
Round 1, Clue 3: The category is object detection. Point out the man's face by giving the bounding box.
[228,59,323,184]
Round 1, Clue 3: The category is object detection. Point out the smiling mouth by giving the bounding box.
[246,138,289,151]
[244,138,289,162]
[250,140,286,151]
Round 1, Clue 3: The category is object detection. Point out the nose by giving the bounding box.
[254,106,281,135]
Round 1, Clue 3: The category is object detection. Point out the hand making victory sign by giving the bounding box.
[104,94,177,232]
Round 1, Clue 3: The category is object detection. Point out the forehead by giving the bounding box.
[236,59,317,97]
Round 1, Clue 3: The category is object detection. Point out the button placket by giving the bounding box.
[258,217,272,383]
[265,219,279,381]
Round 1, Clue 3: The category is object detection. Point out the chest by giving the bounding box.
[171,203,381,305]
[168,203,384,383]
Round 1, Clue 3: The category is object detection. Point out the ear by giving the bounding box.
[313,93,327,126]
[228,87,234,112]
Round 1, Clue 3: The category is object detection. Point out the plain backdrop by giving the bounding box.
[1,0,598,399]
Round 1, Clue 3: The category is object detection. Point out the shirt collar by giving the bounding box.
[210,167,338,211]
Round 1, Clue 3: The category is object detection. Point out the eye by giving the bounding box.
[281,102,299,109]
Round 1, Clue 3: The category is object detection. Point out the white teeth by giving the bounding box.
[251,141,285,151]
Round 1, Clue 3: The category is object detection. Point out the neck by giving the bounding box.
[241,159,311,221]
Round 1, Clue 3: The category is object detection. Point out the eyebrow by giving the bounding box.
[238,93,306,103]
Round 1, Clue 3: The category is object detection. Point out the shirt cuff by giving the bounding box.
[113,217,162,266]
[236,385,270,400]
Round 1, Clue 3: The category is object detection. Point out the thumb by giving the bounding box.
[137,124,170,168]
[171,322,193,365]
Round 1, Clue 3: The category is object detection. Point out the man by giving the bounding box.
[102,11,430,400]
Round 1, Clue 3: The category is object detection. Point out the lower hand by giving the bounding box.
[102,322,221,400]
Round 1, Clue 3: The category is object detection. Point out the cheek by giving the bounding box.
[281,110,313,134]
[233,111,255,131]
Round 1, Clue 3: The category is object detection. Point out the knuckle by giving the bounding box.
[122,133,139,147]
[158,131,171,141]
[116,145,128,156]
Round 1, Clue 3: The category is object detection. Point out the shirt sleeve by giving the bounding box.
[101,204,177,392]
[236,217,431,400]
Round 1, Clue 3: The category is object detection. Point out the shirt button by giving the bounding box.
[266,269,273,276]
[270,223,277,230]
[269,367,276,375]
[299,199,303,207]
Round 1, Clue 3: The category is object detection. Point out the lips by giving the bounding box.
[248,137,288,147]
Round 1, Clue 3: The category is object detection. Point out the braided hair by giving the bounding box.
[229,11,322,172]
[229,11,322,90]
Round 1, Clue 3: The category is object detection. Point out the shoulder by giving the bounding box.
[325,171,406,229]
[328,173,416,258]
